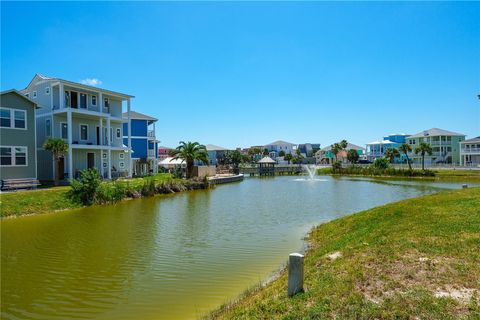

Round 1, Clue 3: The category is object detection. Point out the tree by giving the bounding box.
[43,138,69,186]
[384,148,400,163]
[170,141,209,179]
[373,157,390,170]
[415,142,433,171]
[284,153,293,164]
[296,149,302,156]
[331,140,348,163]
[347,149,359,164]
[263,148,269,156]
[278,150,286,157]
[224,150,242,167]
[399,143,413,171]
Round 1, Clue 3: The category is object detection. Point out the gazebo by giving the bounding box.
[257,156,276,176]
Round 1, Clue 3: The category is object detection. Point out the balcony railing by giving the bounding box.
[148,149,156,157]
[147,130,155,139]
[461,147,480,154]
[430,141,452,146]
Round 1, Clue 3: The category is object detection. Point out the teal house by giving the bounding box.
[0,90,38,181]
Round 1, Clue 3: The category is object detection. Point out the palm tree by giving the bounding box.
[331,140,348,163]
[399,143,413,171]
[170,141,209,178]
[384,148,400,163]
[284,153,293,164]
[415,142,433,171]
[43,138,69,186]
[347,149,359,164]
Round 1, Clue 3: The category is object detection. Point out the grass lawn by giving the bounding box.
[0,173,175,218]
[210,187,480,319]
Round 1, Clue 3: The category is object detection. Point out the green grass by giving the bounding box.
[0,173,180,218]
[209,187,480,319]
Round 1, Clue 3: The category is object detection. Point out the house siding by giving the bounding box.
[0,92,37,180]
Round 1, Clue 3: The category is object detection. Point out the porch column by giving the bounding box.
[107,117,112,179]
[127,98,132,177]
[59,83,64,109]
[67,110,73,179]
[99,118,103,178]
[98,92,103,113]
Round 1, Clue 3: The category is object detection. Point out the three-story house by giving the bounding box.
[22,74,133,182]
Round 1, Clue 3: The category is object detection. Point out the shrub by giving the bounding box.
[373,157,390,170]
[332,161,342,173]
[97,181,127,204]
[141,178,156,197]
[69,168,102,205]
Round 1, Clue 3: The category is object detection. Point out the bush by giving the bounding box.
[373,157,390,170]
[332,161,342,173]
[141,178,156,197]
[69,168,102,205]
[97,181,127,204]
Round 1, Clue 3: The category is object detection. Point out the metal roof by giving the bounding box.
[122,111,158,121]
[408,128,465,138]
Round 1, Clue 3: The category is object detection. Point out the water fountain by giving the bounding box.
[303,164,318,180]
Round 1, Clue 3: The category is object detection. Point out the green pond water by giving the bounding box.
[1,176,472,319]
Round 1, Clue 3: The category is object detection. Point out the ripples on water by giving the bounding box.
[1,176,469,320]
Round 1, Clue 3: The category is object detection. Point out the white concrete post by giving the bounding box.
[288,253,304,297]
[67,110,73,179]
[127,98,132,178]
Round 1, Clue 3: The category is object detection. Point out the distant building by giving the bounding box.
[407,128,465,165]
[122,111,158,176]
[297,143,321,157]
[459,136,480,166]
[366,133,410,163]
[0,90,38,181]
[158,146,172,161]
[264,140,296,158]
[315,143,365,164]
[205,144,229,165]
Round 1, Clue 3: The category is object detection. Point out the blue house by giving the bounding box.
[366,133,410,163]
[123,111,158,176]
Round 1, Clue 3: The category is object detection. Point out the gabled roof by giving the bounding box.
[460,136,480,144]
[206,144,229,151]
[23,73,134,99]
[122,111,157,122]
[321,143,365,152]
[265,140,295,146]
[257,156,276,163]
[409,128,465,138]
[1,89,39,108]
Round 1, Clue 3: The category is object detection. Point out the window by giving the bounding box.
[61,123,68,139]
[0,146,27,166]
[80,124,88,141]
[33,91,37,98]
[110,128,113,143]
[103,153,107,159]
[0,108,10,127]
[80,94,87,109]
[45,87,50,95]
[119,161,125,169]
[0,108,26,129]
[15,147,27,165]
[91,95,97,106]
[119,153,124,159]
[14,110,26,129]
[45,119,51,136]
[103,162,107,168]
[0,147,12,165]
[116,128,121,138]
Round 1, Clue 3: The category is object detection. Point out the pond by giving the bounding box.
[0,176,471,319]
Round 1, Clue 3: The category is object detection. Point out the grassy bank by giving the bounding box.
[0,174,206,218]
[210,187,480,319]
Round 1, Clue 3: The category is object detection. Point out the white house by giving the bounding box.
[22,74,133,181]
[460,136,480,167]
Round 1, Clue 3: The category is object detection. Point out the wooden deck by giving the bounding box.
[240,165,303,176]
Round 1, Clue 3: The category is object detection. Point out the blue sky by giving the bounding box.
[2,2,479,149]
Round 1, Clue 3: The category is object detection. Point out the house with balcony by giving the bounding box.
[122,111,158,176]
[22,74,133,182]
[264,140,296,158]
[460,136,480,167]
[406,128,465,165]
[366,133,410,163]
[205,144,229,165]
[315,143,365,164]
[1,90,38,182]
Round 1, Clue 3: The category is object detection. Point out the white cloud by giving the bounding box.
[80,78,102,86]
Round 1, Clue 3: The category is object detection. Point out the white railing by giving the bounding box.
[147,130,155,139]
[461,147,480,154]
[148,149,156,157]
